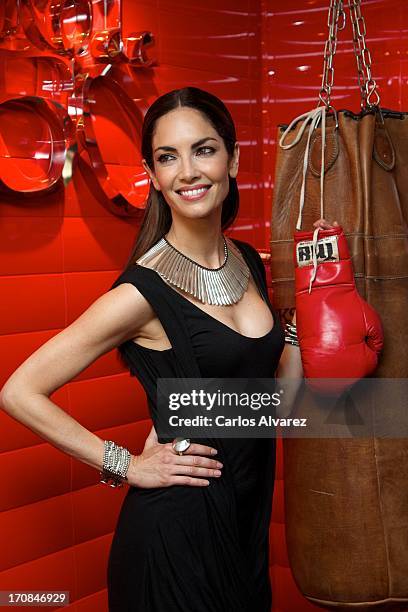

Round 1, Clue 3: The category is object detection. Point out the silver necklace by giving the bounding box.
[135,234,250,306]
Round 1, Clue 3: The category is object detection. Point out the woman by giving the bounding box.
[0,86,337,611]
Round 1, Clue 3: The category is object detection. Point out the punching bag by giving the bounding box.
[270,1,408,609]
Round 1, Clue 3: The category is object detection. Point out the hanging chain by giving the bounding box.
[318,0,346,110]
[348,0,381,108]
[318,0,380,110]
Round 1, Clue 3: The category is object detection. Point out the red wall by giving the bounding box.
[0,1,404,609]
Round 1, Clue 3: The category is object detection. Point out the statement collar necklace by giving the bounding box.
[136,234,250,306]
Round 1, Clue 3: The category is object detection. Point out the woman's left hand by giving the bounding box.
[144,423,159,450]
[313,218,339,230]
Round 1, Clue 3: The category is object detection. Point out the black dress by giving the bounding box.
[107,238,285,612]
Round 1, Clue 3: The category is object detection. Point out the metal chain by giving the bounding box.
[348,0,381,108]
[318,0,346,110]
[318,0,380,110]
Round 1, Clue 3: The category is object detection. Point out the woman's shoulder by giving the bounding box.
[109,263,154,292]
[108,267,160,332]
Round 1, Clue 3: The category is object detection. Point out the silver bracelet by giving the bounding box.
[284,322,299,347]
[100,440,131,488]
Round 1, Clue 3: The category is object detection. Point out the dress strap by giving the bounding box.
[230,238,270,304]
[110,265,202,378]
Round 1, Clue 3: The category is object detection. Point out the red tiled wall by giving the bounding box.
[0,0,403,609]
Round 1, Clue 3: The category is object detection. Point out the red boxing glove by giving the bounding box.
[294,225,384,393]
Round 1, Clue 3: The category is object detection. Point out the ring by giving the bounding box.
[172,437,191,456]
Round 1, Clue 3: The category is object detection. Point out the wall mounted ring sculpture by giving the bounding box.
[0,95,71,192]
[20,0,93,55]
[82,75,149,213]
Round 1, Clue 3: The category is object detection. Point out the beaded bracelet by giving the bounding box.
[100,440,131,488]
[284,322,299,347]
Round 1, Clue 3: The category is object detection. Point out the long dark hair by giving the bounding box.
[121,87,239,272]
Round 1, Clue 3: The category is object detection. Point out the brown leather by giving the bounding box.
[271,108,408,609]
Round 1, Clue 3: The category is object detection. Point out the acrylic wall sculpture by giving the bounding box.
[0,0,155,213]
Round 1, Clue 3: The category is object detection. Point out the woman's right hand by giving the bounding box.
[313,218,339,230]
[126,427,223,488]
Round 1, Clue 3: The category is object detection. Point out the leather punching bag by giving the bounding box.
[270,3,408,609]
